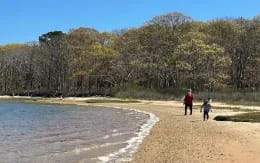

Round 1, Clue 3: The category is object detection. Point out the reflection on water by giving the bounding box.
[0,102,149,162]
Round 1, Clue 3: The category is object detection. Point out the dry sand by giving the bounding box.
[87,101,260,163]
[1,96,260,162]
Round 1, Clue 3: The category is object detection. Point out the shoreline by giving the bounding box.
[97,106,159,162]
[1,96,260,162]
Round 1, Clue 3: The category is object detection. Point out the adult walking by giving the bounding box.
[183,89,194,115]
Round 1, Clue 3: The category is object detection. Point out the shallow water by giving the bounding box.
[0,101,149,162]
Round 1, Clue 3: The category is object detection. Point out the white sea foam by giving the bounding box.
[73,142,124,154]
[97,106,159,163]
[112,129,118,133]
[103,135,110,139]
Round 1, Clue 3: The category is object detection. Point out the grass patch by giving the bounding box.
[219,100,260,106]
[214,112,260,123]
[0,98,58,104]
[0,98,38,103]
[33,99,56,103]
[187,105,254,112]
[85,99,140,103]
[211,106,257,112]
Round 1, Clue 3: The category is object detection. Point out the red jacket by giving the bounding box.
[184,93,194,105]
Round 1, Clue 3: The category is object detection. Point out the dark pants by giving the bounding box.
[185,104,192,115]
[204,111,209,120]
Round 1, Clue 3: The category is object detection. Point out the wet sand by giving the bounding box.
[1,96,260,162]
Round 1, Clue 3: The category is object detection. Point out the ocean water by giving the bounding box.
[0,101,152,163]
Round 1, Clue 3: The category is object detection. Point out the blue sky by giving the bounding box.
[0,0,259,45]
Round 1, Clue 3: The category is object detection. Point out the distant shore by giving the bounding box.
[1,96,260,162]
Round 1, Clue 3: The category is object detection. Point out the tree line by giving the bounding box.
[0,12,259,97]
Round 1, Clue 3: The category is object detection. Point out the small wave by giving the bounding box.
[103,135,110,139]
[112,129,118,133]
[38,141,126,159]
[73,142,125,154]
[102,132,134,140]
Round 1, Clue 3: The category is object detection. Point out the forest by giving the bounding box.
[0,12,259,98]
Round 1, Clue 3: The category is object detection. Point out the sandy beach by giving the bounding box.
[1,96,260,162]
[84,100,260,163]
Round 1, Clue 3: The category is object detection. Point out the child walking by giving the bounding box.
[200,98,212,121]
